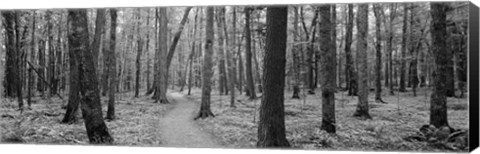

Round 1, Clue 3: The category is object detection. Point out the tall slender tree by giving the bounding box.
[319,4,336,133]
[134,9,144,98]
[195,6,215,119]
[244,7,256,99]
[257,6,290,148]
[373,4,387,103]
[353,4,371,119]
[399,4,408,92]
[345,4,357,96]
[106,9,117,120]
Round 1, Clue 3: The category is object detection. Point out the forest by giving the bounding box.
[0,2,470,152]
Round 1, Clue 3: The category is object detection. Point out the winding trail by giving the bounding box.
[159,92,220,148]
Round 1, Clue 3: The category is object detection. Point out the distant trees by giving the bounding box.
[257,6,290,148]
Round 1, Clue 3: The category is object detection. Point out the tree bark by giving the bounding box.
[216,7,228,95]
[195,6,215,119]
[257,6,290,148]
[46,11,57,96]
[291,7,301,99]
[2,11,23,108]
[373,4,386,103]
[154,8,169,104]
[353,4,371,119]
[106,9,118,120]
[92,9,106,77]
[244,7,256,99]
[399,4,408,92]
[134,9,144,98]
[221,7,236,107]
[345,4,357,96]
[429,3,449,128]
[187,9,199,95]
[28,11,37,108]
[68,9,113,144]
[319,5,336,133]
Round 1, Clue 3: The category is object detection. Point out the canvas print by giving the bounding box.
[0,1,476,153]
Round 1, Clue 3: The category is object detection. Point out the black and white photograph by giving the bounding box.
[0,0,478,153]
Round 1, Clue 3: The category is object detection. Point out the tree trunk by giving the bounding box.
[68,9,113,144]
[409,4,421,97]
[46,11,57,96]
[221,7,236,107]
[106,9,118,120]
[429,3,449,128]
[386,4,397,95]
[345,4,357,96]
[216,7,228,95]
[291,7,300,99]
[257,6,290,148]
[195,6,215,119]
[145,9,152,92]
[353,4,371,119]
[399,4,408,92]
[187,9,199,95]
[92,9,106,78]
[134,9,144,98]
[28,11,37,108]
[373,4,386,103]
[2,11,22,108]
[319,5,336,133]
[244,7,256,99]
[154,8,169,104]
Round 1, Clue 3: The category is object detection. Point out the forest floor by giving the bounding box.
[184,87,469,152]
[0,90,175,146]
[0,87,469,152]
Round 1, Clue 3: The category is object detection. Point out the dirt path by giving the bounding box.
[159,92,221,148]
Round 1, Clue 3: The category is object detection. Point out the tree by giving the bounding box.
[244,7,256,99]
[257,6,290,148]
[319,4,336,133]
[106,9,117,120]
[222,7,236,107]
[46,10,57,96]
[345,4,357,96]
[187,9,199,95]
[216,7,228,95]
[134,9,144,98]
[153,8,169,104]
[373,4,387,103]
[2,11,23,109]
[67,9,113,144]
[399,4,408,92]
[195,6,215,119]
[0,10,3,99]
[27,11,36,108]
[429,2,449,128]
[92,9,106,73]
[291,7,301,99]
[353,4,371,119]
